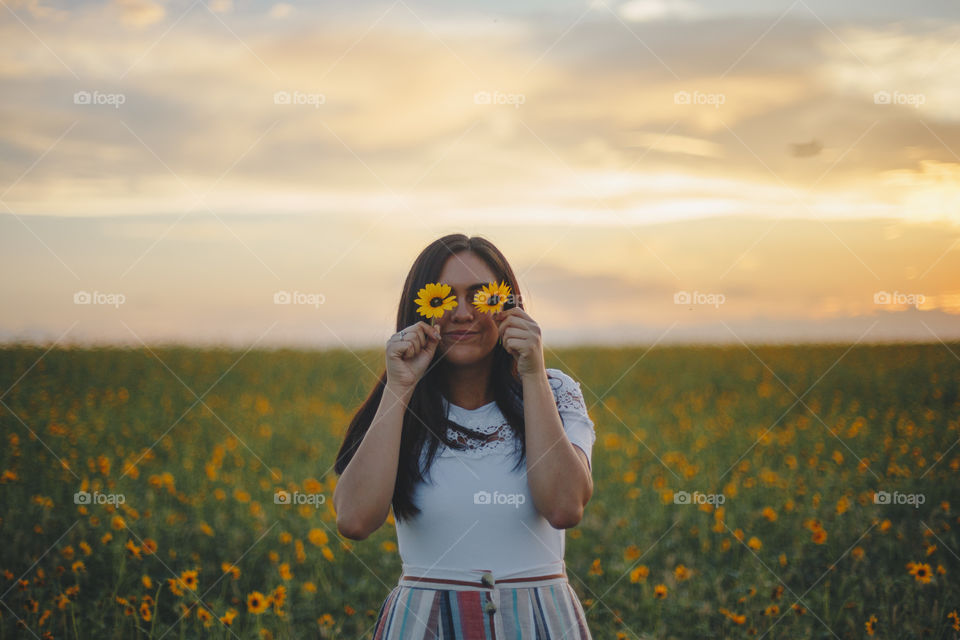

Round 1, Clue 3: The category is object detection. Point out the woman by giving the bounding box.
[333,234,597,639]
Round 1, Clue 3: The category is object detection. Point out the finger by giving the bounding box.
[502,336,523,357]
[501,327,525,341]
[409,324,426,350]
[398,326,422,352]
[416,322,435,346]
[403,340,417,359]
[418,321,440,341]
[502,331,529,354]
[390,334,415,357]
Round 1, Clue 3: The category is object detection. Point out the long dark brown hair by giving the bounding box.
[334,233,558,521]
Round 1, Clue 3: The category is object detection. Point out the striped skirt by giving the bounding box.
[371,574,593,639]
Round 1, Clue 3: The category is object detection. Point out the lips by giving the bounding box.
[444,331,478,340]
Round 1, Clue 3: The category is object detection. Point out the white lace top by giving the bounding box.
[394,368,597,582]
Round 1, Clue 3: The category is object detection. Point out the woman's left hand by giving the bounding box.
[495,308,545,379]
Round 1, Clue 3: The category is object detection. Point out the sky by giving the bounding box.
[1,0,959,349]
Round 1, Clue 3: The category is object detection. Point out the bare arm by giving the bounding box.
[333,320,440,540]
[333,382,413,540]
[522,369,593,529]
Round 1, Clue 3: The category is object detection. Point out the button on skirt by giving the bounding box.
[371,579,593,639]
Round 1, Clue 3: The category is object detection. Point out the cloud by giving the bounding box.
[269,3,293,19]
[112,0,166,28]
[6,0,68,20]
[790,139,822,158]
[1,3,959,229]
[615,0,702,22]
[624,131,724,157]
[817,23,960,122]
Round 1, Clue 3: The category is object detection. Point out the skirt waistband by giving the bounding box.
[398,569,568,591]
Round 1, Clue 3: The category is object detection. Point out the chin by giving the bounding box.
[442,344,494,364]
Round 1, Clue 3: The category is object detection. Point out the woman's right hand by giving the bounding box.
[385,321,442,391]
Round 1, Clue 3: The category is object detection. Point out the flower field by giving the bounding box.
[1,342,958,639]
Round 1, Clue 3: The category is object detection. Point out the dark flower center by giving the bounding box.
[430,297,444,307]
[487,295,500,306]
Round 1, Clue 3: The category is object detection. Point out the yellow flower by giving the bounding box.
[197,608,213,627]
[629,565,649,583]
[142,575,152,589]
[139,601,152,621]
[415,282,457,320]
[947,610,959,632]
[222,562,241,580]
[247,591,271,614]
[747,536,762,551]
[909,562,932,584]
[272,584,287,609]
[836,496,850,515]
[761,507,777,521]
[811,528,827,544]
[307,528,328,547]
[167,577,184,597]
[653,584,668,599]
[589,559,603,576]
[180,569,198,591]
[125,540,141,559]
[279,563,292,580]
[220,608,238,626]
[674,564,691,581]
[472,281,512,314]
[865,614,878,636]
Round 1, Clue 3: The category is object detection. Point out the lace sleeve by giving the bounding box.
[547,368,596,469]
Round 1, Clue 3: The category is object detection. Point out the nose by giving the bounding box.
[448,293,476,322]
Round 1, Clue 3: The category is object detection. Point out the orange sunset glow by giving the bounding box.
[1,0,958,347]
